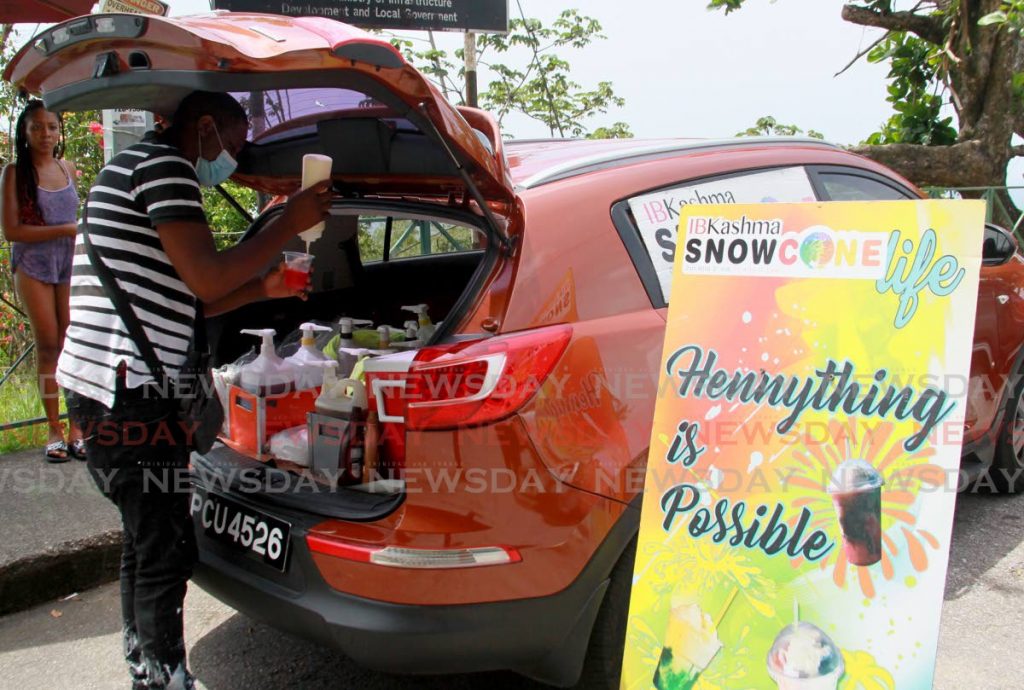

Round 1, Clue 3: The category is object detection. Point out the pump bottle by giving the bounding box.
[239,329,296,395]
[401,304,435,342]
[285,322,332,390]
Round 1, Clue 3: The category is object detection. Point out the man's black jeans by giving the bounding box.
[70,380,197,683]
[88,464,196,668]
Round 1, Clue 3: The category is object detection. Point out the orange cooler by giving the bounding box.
[224,385,320,456]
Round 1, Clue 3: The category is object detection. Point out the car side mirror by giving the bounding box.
[982,224,1017,266]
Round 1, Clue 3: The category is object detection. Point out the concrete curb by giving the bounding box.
[0,529,122,616]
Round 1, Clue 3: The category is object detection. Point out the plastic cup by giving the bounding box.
[283,251,314,291]
[828,459,884,566]
[653,602,723,690]
[767,622,844,690]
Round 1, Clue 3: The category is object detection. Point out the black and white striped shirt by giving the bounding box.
[57,135,206,408]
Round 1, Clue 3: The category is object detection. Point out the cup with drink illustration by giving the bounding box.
[767,621,845,690]
[828,458,884,566]
[653,600,724,690]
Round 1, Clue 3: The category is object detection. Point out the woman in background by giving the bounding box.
[0,100,84,461]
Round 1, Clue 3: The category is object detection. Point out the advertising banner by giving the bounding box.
[213,0,509,33]
[99,0,168,14]
[620,200,985,690]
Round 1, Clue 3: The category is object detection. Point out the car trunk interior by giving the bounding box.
[209,201,493,365]
[199,198,496,517]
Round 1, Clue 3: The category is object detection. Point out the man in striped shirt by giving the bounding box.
[60,91,331,690]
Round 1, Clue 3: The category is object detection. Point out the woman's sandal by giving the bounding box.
[45,440,70,463]
[69,439,87,461]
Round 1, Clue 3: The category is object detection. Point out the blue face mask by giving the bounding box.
[195,123,237,187]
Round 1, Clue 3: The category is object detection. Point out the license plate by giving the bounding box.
[190,488,291,572]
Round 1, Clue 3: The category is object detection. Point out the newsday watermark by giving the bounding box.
[2,416,1021,498]
[5,361,1019,494]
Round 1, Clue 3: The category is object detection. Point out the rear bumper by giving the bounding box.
[192,497,639,685]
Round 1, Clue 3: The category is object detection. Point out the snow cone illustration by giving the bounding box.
[799,231,835,268]
[767,621,845,690]
[828,459,884,566]
[652,601,724,690]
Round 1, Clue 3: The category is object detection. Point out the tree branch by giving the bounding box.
[427,30,464,105]
[841,4,946,45]
[851,139,1005,188]
[1012,145,1024,158]
[516,0,564,137]
[834,32,888,78]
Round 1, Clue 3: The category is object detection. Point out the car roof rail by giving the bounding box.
[514,136,843,190]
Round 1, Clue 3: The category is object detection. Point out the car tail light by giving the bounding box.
[405,325,572,430]
[306,534,521,569]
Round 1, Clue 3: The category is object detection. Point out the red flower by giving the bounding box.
[88,121,104,136]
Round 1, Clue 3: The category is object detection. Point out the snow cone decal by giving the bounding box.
[799,230,836,269]
[620,200,985,689]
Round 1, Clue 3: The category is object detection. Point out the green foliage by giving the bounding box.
[706,0,745,13]
[737,116,825,139]
[863,33,957,146]
[60,111,105,195]
[709,1,961,148]
[587,122,635,139]
[390,10,632,139]
[202,181,259,250]
[477,10,625,137]
[980,2,1024,32]
[0,371,53,452]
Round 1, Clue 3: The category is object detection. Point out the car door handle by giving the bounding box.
[998,294,1010,305]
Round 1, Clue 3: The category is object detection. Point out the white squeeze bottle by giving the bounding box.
[392,320,422,351]
[285,322,332,390]
[338,317,373,347]
[401,304,435,342]
[298,153,333,251]
[239,329,295,395]
[333,317,373,376]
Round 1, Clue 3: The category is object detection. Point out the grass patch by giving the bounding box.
[0,370,64,454]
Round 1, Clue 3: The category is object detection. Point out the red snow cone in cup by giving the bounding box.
[828,459,884,566]
[283,251,314,291]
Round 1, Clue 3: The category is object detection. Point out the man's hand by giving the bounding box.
[262,261,310,301]
[158,181,331,304]
[279,180,332,236]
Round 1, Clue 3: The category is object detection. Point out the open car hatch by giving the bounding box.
[5,12,515,243]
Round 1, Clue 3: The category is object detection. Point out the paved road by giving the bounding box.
[1,489,1022,689]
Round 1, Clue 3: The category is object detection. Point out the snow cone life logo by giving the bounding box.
[682,216,887,279]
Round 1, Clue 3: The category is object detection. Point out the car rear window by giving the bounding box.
[358,214,485,263]
[625,167,817,300]
[231,88,413,141]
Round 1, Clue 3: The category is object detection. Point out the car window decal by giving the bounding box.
[625,167,816,299]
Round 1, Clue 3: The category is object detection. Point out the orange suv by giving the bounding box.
[9,12,1024,688]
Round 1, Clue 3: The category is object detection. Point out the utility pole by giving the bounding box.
[464,31,478,107]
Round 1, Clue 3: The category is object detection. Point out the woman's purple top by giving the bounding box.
[11,162,79,285]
